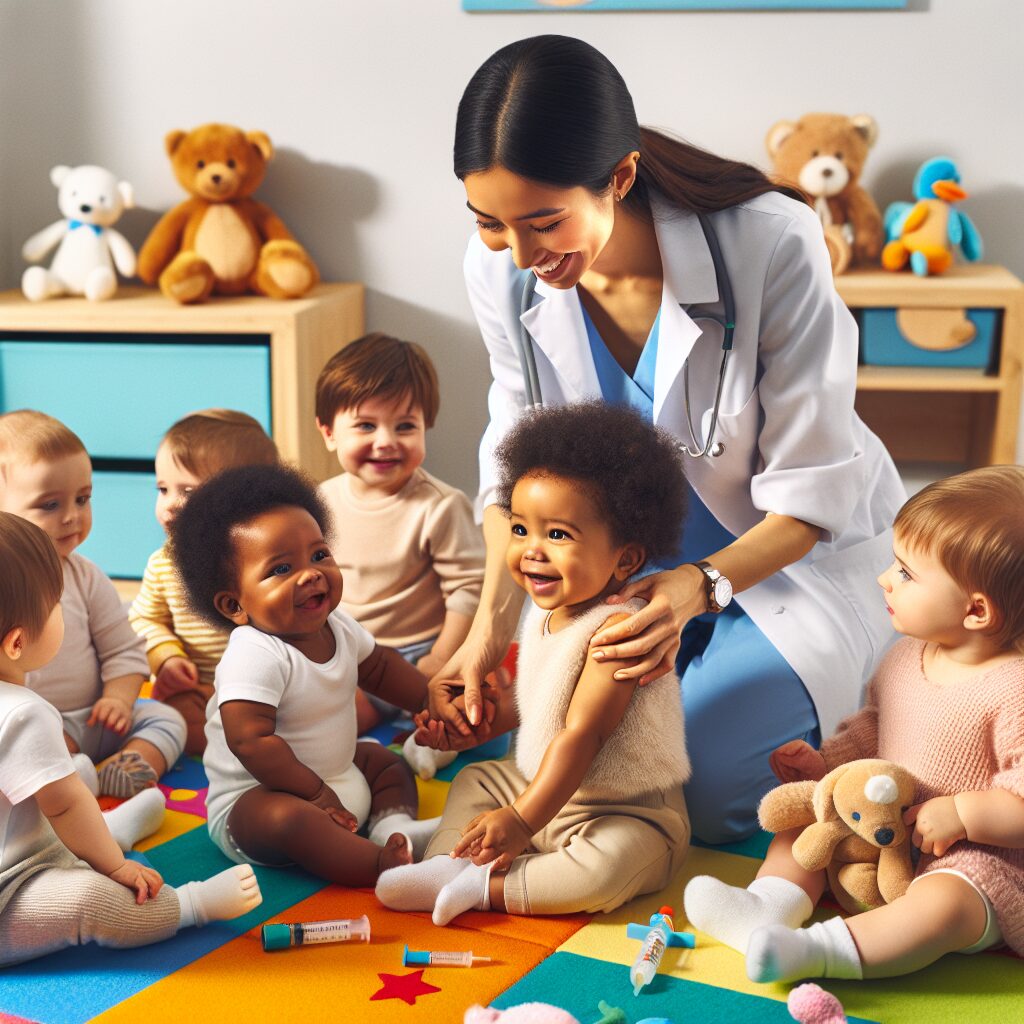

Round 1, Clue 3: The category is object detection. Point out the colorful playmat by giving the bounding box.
[2,726,1021,1024]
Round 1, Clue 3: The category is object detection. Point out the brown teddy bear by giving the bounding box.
[758,759,916,915]
[766,113,885,275]
[138,123,319,304]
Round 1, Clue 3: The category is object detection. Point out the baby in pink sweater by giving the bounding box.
[685,466,1024,981]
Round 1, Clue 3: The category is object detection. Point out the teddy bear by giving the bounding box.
[765,113,885,275]
[758,758,916,915]
[21,164,136,302]
[137,123,319,304]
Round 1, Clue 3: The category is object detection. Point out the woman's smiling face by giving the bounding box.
[463,165,618,289]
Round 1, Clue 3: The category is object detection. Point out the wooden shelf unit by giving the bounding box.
[0,284,364,577]
[835,265,1024,466]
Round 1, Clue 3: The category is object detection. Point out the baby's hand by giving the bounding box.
[905,796,967,857]
[153,657,200,700]
[413,703,491,752]
[108,860,164,905]
[88,696,133,735]
[308,781,358,832]
[452,806,533,871]
[769,740,827,783]
[426,677,499,739]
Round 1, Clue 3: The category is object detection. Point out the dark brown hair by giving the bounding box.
[454,35,804,217]
[895,466,1024,653]
[315,333,440,429]
[161,409,278,480]
[0,511,63,640]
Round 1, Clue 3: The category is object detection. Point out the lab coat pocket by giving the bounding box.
[810,530,895,674]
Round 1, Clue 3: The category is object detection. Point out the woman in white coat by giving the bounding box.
[437,35,905,843]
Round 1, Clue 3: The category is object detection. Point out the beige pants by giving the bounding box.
[425,759,690,916]
[0,865,180,966]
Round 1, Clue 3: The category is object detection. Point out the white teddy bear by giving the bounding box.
[22,164,137,301]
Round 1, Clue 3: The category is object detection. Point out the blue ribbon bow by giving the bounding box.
[68,220,103,235]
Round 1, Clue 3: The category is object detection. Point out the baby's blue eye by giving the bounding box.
[851,811,861,822]
[897,567,911,582]
[39,501,59,512]
[549,528,569,541]
[511,524,526,536]
[271,563,291,576]
[312,549,329,563]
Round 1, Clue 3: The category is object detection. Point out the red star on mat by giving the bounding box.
[370,969,441,1006]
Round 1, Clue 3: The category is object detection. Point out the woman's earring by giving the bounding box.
[614,192,622,203]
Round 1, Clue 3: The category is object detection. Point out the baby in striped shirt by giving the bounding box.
[129,410,278,754]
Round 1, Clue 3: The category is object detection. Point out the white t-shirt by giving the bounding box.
[203,608,376,840]
[0,682,75,874]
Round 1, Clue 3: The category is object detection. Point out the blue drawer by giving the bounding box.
[0,337,271,458]
[860,308,999,369]
[77,470,166,579]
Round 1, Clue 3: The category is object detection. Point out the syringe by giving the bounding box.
[627,905,693,996]
[262,914,371,951]
[403,944,492,967]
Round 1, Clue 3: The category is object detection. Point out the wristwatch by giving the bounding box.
[692,560,733,614]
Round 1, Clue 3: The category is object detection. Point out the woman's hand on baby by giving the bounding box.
[414,697,493,752]
[769,740,827,783]
[108,860,164,905]
[308,782,358,831]
[87,696,133,735]
[427,673,500,738]
[430,632,513,730]
[905,796,967,856]
[153,657,201,699]
[452,807,532,871]
[593,565,706,685]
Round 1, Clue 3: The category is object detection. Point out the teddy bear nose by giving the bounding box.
[821,167,833,178]
[211,174,222,184]
[79,203,92,213]
[874,827,894,846]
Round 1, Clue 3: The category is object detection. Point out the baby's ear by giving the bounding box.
[1,626,25,660]
[316,417,337,452]
[213,591,248,627]
[615,543,645,580]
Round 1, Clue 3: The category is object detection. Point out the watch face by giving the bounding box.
[713,577,733,608]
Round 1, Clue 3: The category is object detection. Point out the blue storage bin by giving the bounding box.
[860,308,999,369]
[77,470,165,579]
[0,337,271,458]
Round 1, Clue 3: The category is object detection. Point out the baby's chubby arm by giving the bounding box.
[454,613,636,867]
[357,643,431,716]
[34,773,163,904]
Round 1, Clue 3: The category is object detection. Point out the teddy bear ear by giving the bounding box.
[811,764,846,822]
[164,130,187,157]
[850,114,879,149]
[118,181,135,209]
[247,131,274,162]
[765,120,797,158]
[49,165,71,189]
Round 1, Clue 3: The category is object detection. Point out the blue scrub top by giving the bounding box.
[579,302,736,573]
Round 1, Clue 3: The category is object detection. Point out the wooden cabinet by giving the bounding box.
[836,265,1024,466]
[0,284,364,577]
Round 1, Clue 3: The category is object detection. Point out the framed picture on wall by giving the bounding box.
[463,1,908,10]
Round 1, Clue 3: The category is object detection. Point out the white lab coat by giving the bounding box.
[463,190,906,737]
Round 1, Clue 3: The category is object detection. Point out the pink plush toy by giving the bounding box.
[788,983,848,1024]
[464,1006,581,1024]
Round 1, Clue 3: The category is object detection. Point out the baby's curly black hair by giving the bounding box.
[170,463,332,629]
[494,401,687,564]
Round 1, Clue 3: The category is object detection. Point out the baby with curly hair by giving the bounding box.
[377,401,691,924]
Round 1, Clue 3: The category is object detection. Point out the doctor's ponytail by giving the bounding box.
[455,35,803,216]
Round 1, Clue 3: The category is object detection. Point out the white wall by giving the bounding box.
[2,0,1021,492]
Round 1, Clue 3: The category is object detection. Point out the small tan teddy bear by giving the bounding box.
[758,758,916,915]
[766,113,885,276]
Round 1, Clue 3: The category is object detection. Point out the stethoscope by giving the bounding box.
[517,210,735,459]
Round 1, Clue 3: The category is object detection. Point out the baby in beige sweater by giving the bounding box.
[685,466,1024,982]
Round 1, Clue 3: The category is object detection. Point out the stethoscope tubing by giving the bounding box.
[515,210,735,458]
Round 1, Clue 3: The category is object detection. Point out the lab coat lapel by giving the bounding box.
[652,206,721,426]
[519,278,600,402]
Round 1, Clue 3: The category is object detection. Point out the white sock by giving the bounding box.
[175,865,262,929]
[433,861,492,926]
[103,787,167,852]
[369,812,440,861]
[72,753,99,796]
[746,918,863,983]
[684,874,814,953]
[376,855,469,912]
[401,734,458,780]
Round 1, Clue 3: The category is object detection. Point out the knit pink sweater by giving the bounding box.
[820,637,1024,955]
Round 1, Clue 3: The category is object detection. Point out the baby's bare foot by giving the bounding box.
[377,832,413,873]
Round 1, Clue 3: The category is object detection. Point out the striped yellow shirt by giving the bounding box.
[128,544,228,687]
